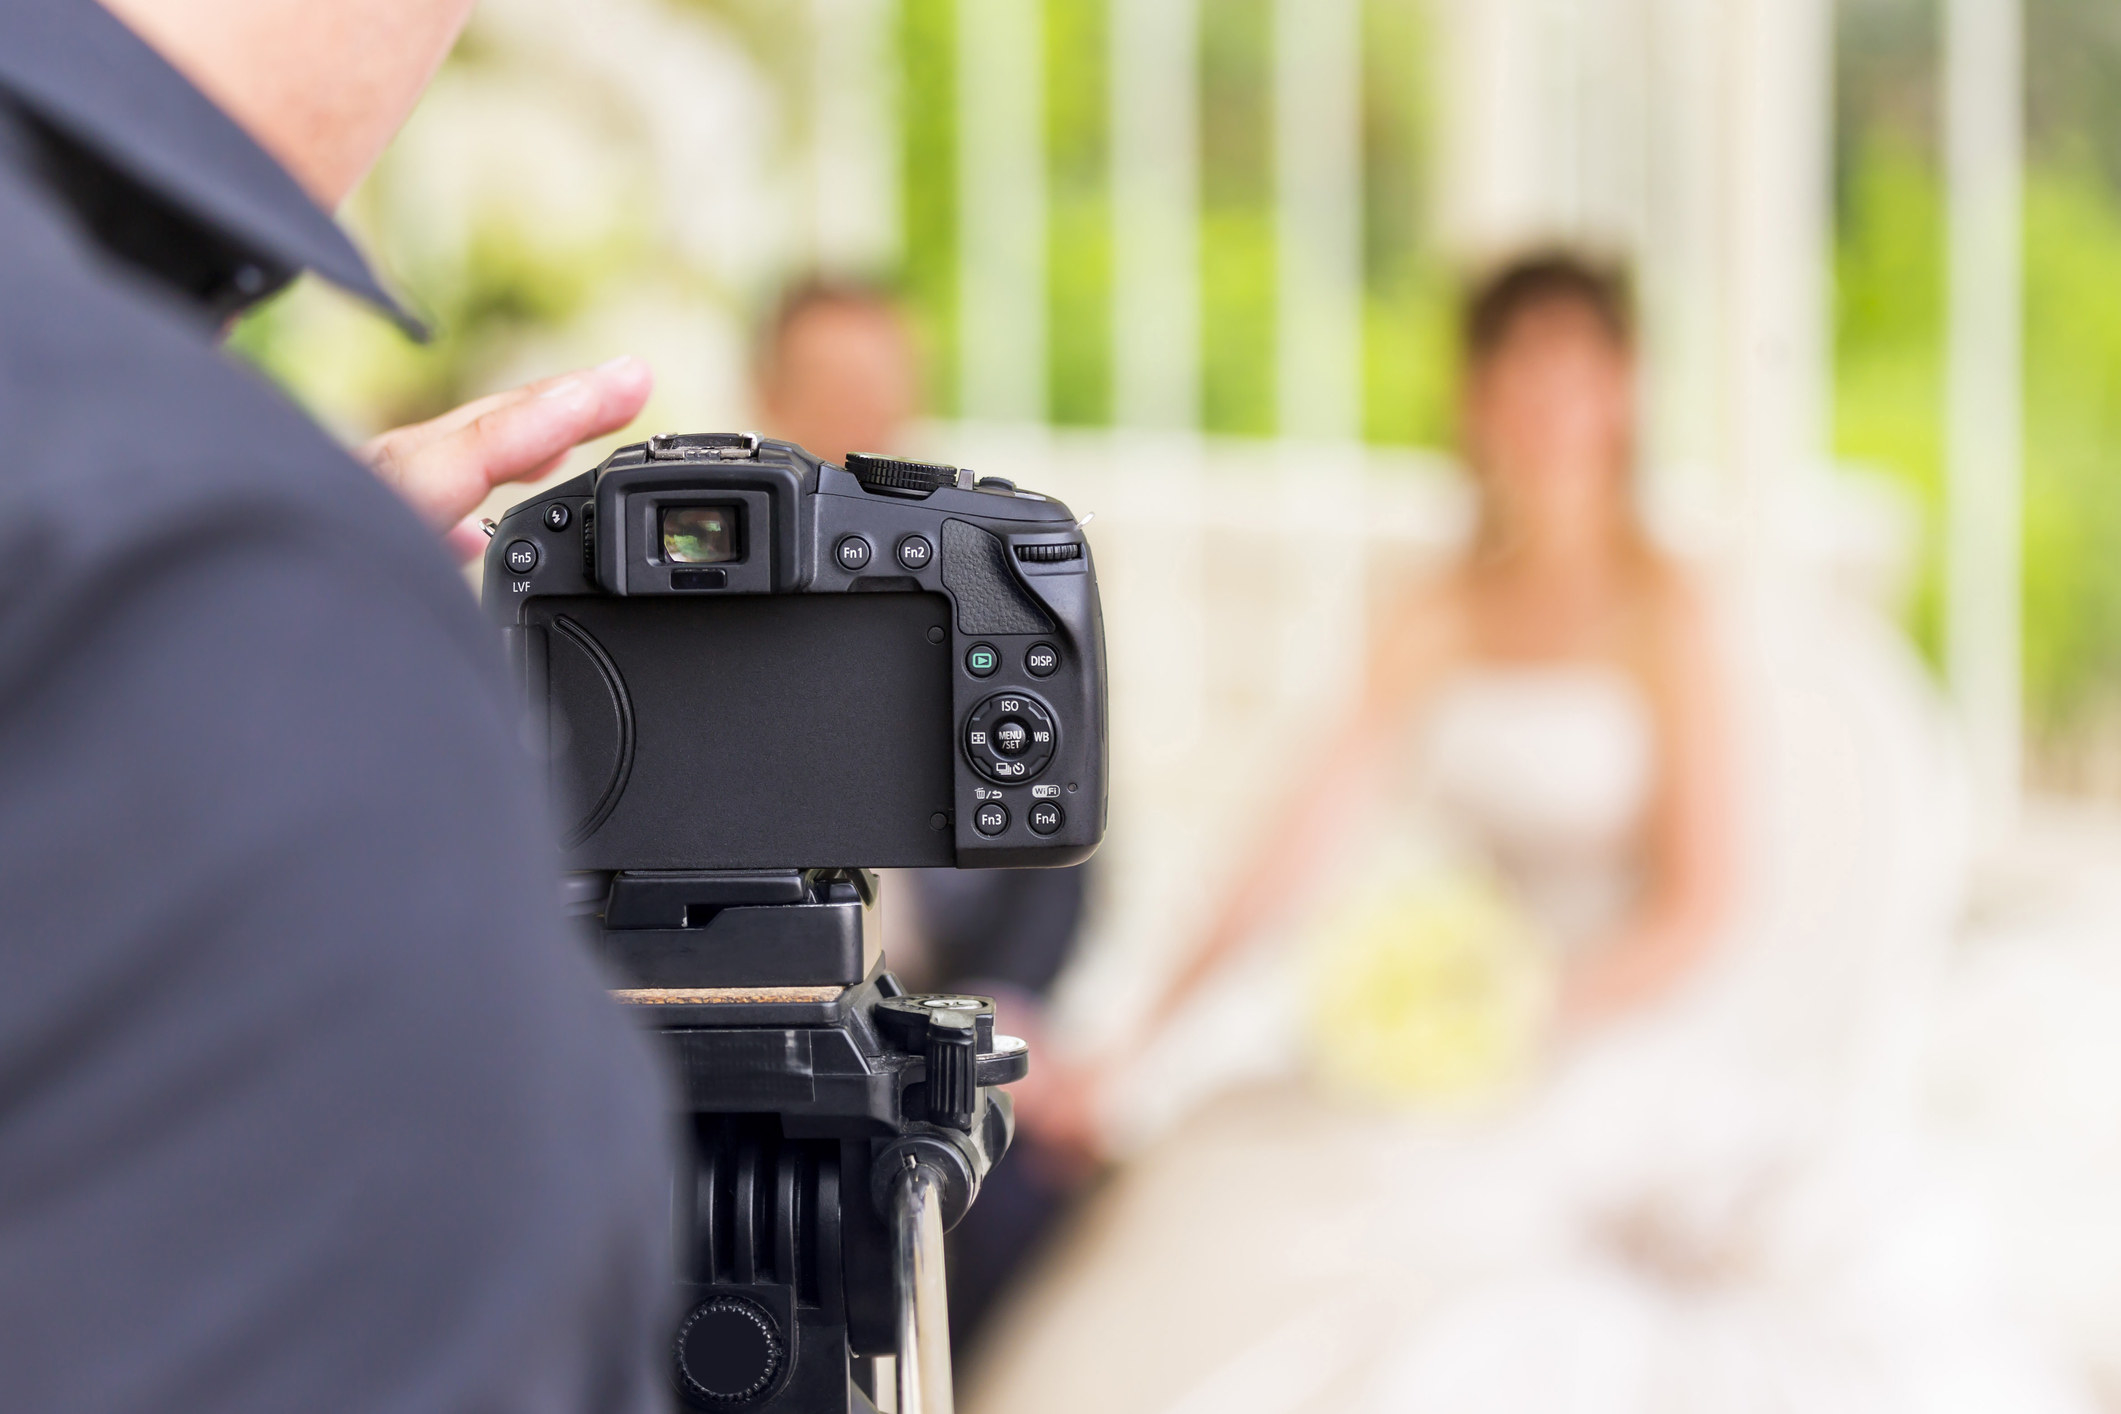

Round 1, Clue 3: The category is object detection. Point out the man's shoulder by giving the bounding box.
[0,160,479,671]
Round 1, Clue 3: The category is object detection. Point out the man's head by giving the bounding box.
[753,281,922,465]
[98,0,475,206]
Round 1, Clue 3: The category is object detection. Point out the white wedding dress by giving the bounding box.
[967,605,2093,1414]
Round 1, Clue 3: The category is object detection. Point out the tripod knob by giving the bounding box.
[674,1296,783,1407]
[926,1009,978,1131]
[876,995,992,1132]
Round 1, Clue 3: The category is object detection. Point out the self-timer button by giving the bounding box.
[504,539,539,575]
[974,802,1010,836]
[964,693,1057,782]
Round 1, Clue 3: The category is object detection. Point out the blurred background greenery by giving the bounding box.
[233,0,2121,793]
[1837,0,2121,789]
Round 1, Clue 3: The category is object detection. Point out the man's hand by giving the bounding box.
[358,356,654,561]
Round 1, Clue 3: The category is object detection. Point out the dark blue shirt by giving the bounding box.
[0,4,673,1410]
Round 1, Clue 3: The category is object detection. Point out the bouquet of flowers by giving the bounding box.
[1304,852,1555,1108]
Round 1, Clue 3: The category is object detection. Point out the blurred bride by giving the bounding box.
[967,254,2089,1414]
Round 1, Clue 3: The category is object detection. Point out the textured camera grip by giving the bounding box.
[940,519,1056,635]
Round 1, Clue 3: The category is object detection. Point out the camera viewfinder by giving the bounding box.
[661,506,740,564]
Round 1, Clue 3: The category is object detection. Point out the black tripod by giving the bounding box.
[576,866,1026,1413]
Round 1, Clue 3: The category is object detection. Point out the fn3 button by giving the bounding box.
[974,802,1010,836]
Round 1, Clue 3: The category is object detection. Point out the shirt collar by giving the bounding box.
[0,0,423,336]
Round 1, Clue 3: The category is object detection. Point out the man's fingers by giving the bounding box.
[374,361,615,456]
[362,356,653,531]
[453,356,652,494]
[443,516,492,565]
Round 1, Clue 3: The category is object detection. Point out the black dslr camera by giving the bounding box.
[482,432,1106,1413]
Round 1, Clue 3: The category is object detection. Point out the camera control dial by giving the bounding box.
[964,692,1056,782]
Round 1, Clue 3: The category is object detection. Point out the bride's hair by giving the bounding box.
[1463,251,1633,364]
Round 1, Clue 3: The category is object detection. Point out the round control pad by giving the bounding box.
[964,693,1057,782]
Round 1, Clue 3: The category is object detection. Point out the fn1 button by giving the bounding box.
[974,802,1010,836]
[835,535,873,571]
[504,539,539,575]
[1028,801,1063,835]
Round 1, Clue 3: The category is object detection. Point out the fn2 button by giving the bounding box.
[974,802,1010,836]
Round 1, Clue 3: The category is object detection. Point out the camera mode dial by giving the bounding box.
[964,693,1056,782]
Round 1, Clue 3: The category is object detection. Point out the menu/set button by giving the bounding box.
[974,802,1010,836]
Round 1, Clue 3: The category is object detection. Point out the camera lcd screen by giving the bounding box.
[660,505,740,564]
[530,592,956,869]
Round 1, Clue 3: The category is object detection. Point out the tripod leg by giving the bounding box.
[891,1156,955,1414]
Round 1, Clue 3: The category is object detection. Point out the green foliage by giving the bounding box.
[1832,135,1945,663]
[1199,0,1275,435]
[889,0,1446,444]
[1361,0,1454,448]
[900,0,959,416]
[1833,128,2121,733]
[1046,0,1111,426]
[2022,158,2121,731]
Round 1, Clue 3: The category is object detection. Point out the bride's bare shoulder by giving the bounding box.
[1372,565,1472,687]
[1629,554,1725,690]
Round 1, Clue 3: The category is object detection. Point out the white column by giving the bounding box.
[1717,0,1833,542]
[1111,0,1200,429]
[1641,0,1726,487]
[955,0,1046,421]
[808,0,901,274]
[1272,0,1362,441]
[1945,0,2025,826]
[1271,0,1367,725]
[1433,0,1542,252]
